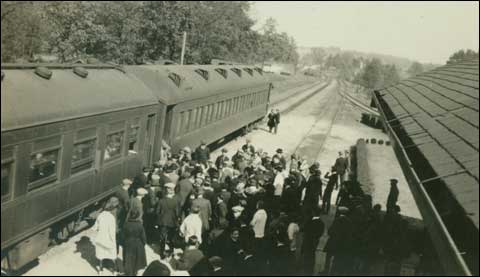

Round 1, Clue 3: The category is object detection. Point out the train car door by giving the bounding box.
[144,114,156,166]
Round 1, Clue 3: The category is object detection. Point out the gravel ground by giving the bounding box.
[21,79,420,276]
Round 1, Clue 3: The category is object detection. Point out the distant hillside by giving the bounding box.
[298,46,416,71]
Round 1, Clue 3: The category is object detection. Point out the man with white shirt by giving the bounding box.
[273,166,285,213]
[250,201,268,268]
[180,206,203,244]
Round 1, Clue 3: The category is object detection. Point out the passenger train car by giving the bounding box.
[0,63,271,271]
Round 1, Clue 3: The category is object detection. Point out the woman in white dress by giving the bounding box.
[93,197,118,275]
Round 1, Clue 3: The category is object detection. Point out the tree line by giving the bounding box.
[1,1,299,65]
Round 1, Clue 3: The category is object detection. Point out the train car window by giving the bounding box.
[194,69,209,81]
[227,99,232,117]
[182,111,189,134]
[211,103,217,122]
[193,107,200,129]
[231,68,242,77]
[29,149,59,190]
[71,127,97,174]
[1,146,15,202]
[168,72,182,87]
[232,97,238,114]
[243,68,253,76]
[189,109,196,131]
[186,110,192,132]
[215,68,228,79]
[71,139,96,174]
[177,111,185,135]
[202,106,209,126]
[104,131,124,162]
[205,105,211,125]
[209,104,215,123]
[215,102,222,121]
[1,162,13,202]
[128,122,140,155]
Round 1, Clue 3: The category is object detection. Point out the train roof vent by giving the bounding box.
[215,68,228,79]
[243,68,253,76]
[35,67,53,80]
[73,66,88,78]
[168,72,182,87]
[194,69,209,81]
[254,67,263,75]
[231,68,242,77]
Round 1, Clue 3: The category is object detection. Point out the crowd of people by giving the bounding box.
[92,138,413,276]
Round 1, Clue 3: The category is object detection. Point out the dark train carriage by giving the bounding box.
[0,64,162,270]
[128,65,271,152]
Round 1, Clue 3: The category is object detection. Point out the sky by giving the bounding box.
[249,1,479,64]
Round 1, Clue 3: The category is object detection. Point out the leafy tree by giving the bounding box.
[1,1,300,66]
[407,61,424,77]
[383,64,400,86]
[360,58,384,89]
[447,49,479,64]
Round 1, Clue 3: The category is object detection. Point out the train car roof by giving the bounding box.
[1,64,158,132]
[126,64,270,105]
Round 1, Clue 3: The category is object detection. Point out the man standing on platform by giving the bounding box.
[386,178,399,213]
[334,152,348,189]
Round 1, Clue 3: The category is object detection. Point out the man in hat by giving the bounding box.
[156,183,181,252]
[179,146,192,164]
[267,109,277,134]
[116,179,132,230]
[302,162,322,221]
[273,166,285,212]
[192,188,212,234]
[242,138,255,156]
[213,193,229,230]
[177,173,195,212]
[324,206,354,275]
[128,187,148,222]
[301,207,325,275]
[215,148,230,169]
[194,141,210,167]
[143,181,159,243]
[274,109,281,134]
[165,164,179,185]
[178,236,205,272]
[323,167,338,214]
[273,148,287,170]
[387,178,399,213]
[232,149,248,174]
[180,206,203,244]
[131,167,150,196]
[334,152,348,188]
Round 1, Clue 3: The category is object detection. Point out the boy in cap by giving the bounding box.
[194,141,210,167]
[215,148,229,169]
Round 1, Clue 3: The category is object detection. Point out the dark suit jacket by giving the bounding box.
[156,196,181,227]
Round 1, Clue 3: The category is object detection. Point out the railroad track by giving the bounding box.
[272,80,332,114]
[291,80,345,162]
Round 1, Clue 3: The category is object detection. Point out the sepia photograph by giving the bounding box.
[1,1,478,276]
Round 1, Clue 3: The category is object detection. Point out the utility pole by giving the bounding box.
[180,31,187,65]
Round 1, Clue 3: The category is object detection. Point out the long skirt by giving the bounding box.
[123,240,147,275]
